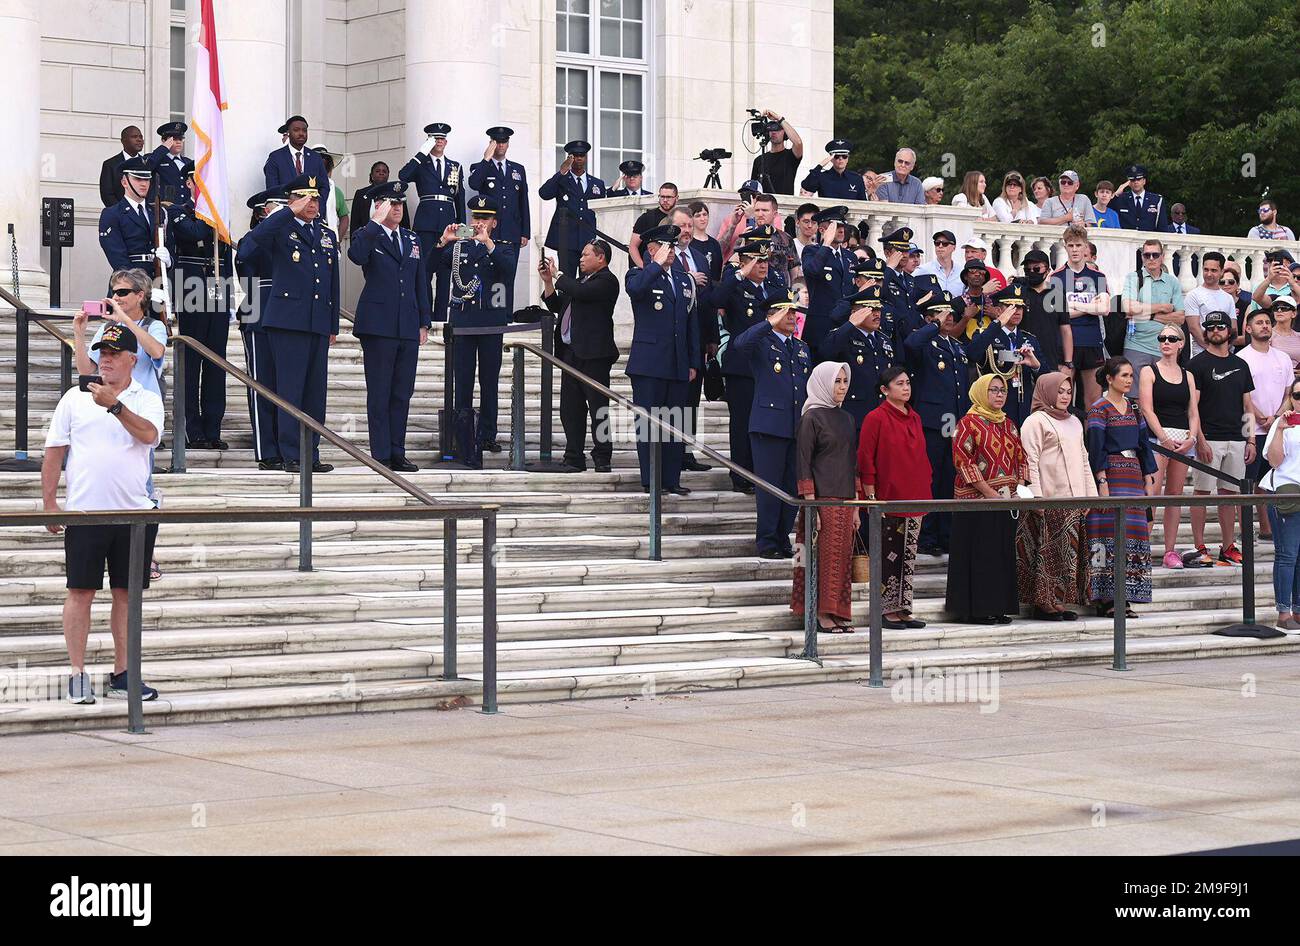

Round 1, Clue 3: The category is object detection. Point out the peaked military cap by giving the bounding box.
[813,205,849,224]
[642,223,681,246]
[157,121,187,138]
[468,194,500,216]
[563,140,592,155]
[880,226,913,249]
[486,126,514,141]
[825,139,852,156]
[423,122,451,137]
[991,281,1028,307]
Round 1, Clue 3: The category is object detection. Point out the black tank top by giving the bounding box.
[1149,364,1189,428]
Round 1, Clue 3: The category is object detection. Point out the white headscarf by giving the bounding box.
[802,361,849,415]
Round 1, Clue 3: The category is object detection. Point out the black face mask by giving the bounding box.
[1024,270,1047,287]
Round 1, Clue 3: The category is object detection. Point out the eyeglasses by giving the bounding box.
[1025,266,1048,274]
[109,287,137,297]
[933,240,954,247]
[1142,252,1162,260]
[1291,390,1300,400]
[1206,325,1230,333]
[1259,207,1272,214]
[1220,279,1237,287]
[1156,335,1182,344]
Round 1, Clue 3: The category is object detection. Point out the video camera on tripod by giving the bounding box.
[745,108,773,142]
[695,148,732,189]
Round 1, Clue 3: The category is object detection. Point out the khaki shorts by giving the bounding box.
[1191,439,1246,493]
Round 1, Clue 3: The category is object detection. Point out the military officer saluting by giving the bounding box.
[235,188,284,469]
[98,155,176,274]
[828,255,885,331]
[718,240,780,493]
[800,205,857,355]
[400,122,466,323]
[539,140,606,276]
[608,159,651,197]
[348,180,430,471]
[820,285,894,436]
[966,280,1042,427]
[800,139,866,201]
[879,227,921,346]
[172,168,233,450]
[904,290,971,557]
[433,194,518,466]
[467,126,529,314]
[146,121,195,205]
[235,173,340,474]
[733,290,811,559]
[625,223,700,496]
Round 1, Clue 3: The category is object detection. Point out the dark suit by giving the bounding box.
[1160,222,1200,235]
[733,321,811,555]
[348,222,431,463]
[539,170,606,275]
[235,211,340,465]
[1112,189,1168,232]
[234,233,278,462]
[625,260,700,489]
[263,146,331,208]
[542,267,620,469]
[99,152,131,207]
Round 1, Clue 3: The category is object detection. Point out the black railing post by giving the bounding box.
[1241,480,1256,625]
[126,521,147,734]
[438,323,456,460]
[649,437,662,561]
[538,310,555,462]
[868,504,884,687]
[59,343,72,395]
[169,340,186,472]
[508,345,525,470]
[1111,504,1128,671]
[801,505,818,661]
[298,420,312,571]
[443,518,458,680]
[15,304,28,457]
[482,512,498,714]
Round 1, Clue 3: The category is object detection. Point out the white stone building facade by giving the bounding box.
[4,0,834,307]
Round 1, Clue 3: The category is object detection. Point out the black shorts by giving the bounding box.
[64,523,159,591]
[1073,345,1107,371]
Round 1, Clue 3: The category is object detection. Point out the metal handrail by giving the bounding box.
[0,504,501,732]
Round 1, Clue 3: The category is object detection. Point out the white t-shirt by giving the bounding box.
[1183,285,1237,357]
[45,379,164,512]
[1262,417,1300,490]
[991,196,1039,224]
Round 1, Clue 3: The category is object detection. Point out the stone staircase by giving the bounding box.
[0,311,1296,733]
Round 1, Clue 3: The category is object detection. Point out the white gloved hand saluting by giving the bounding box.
[421,136,439,156]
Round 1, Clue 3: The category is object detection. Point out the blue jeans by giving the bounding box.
[1269,506,1300,611]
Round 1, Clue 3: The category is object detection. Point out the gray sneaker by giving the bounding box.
[67,671,95,704]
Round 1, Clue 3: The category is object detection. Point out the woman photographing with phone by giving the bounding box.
[1263,384,1300,632]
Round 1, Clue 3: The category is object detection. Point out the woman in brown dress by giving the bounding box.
[792,361,859,632]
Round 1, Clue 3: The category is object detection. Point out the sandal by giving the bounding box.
[150,560,162,581]
[836,622,856,634]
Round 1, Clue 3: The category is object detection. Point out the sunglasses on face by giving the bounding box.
[1025,265,1047,274]
[1157,335,1182,344]
[1291,389,1300,400]
[1207,325,1230,333]
[933,240,954,247]
[1220,279,1237,287]
[1142,252,1162,260]
[109,287,137,297]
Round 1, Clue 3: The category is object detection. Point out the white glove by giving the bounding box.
[421,136,439,155]
[154,247,172,268]
[150,287,169,305]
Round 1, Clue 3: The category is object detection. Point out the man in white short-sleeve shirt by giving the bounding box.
[42,323,164,705]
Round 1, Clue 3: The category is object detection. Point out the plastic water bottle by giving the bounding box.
[1126,318,1136,339]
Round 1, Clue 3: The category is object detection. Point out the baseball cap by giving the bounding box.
[961,237,988,252]
[933,229,956,244]
[1202,310,1232,330]
[1271,296,1297,311]
[91,322,138,353]
[1058,170,1080,185]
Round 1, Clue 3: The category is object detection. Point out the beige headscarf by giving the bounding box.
[802,361,850,415]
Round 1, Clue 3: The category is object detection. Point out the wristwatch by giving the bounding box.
[107,402,123,416]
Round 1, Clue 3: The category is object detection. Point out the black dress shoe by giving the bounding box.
[903,618,927,628]
[1033,607,1065,621]
[882,618,907,630]
[258,458,284,471]
[555,464,584,473]
[209,439,230,450]
[967,615,998,625]
[732,484,756,495]
[480,441,503,453]
[312,461,334,473]
[994,614,1014,624]
[594,463,612,473]
[187,439,211,450]
[282,460,300,473]
[666,485,692,496]
[917,545,943,557]
[778,547,796,559]
[757,550,785,560]
[388,458,419,472]
[682,457,712,472]
[1060,610,1079,621]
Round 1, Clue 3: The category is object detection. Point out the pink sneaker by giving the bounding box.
[1163,550,1184,569]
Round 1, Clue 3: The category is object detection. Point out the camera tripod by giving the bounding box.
[702,159,723,189]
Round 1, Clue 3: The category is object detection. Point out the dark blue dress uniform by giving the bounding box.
[263,117,331,208]
[820,287,894,437]
[625,225,701,492]
[904,292,970,554]
[828,256,885,328]
[467,127,530,314]
[1111,165,1168,231]
[966,282,1043,429]
[800,206,857,355]
[879,228,924,348]
[146,122,194,205]
[718,245,782,490]
[235,189,280,467]
[607,159,651,197]
[399,123,467,324]
[539,140,606,276]
[433,194,519,465]
[98,157,177,273]
[235,174,340,470]
[733,297,811,557]
[171,188,231,448]
[348,181,432,469]
[799,140,866,200]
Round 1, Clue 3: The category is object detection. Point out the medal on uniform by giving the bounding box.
[292,249,301,262]
[825,272,832,281]
[856,354,864,364]
[654,302,663,310]
[938,360,946,371]
[487,181,495,188]
[746,307,753,316]
[774,362,782,373]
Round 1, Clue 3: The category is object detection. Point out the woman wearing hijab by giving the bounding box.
[1085,357,1158,617]
[946,373,1028,624]
[792,361,859,632]
[858,366,932,628]
[1017,372,1096,620]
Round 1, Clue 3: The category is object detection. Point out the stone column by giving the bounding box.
[0,0,48,301]
[212,0,288,217]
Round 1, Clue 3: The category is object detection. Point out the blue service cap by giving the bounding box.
[120,156,153,178]
[360,180,408,202]
[281,173,321,198]
[157,121,187,138]
[642,224,681,246]
[563,140,592,155]
[468,194,499,216]
[423,122,451,137]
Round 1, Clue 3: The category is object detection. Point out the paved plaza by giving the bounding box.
[1,653,1298,855]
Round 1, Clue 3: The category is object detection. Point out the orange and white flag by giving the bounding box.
[189,0,230,244]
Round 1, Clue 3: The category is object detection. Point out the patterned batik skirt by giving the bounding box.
[791,505,855,622]
[882,516,922,613]
[1085,455,1153,604]
[1016,508,1086,608]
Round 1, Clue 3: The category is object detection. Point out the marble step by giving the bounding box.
[2,630,1295,735]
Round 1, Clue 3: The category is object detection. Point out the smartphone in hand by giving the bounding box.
[77,374,103,392]
[81,300,105,317]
